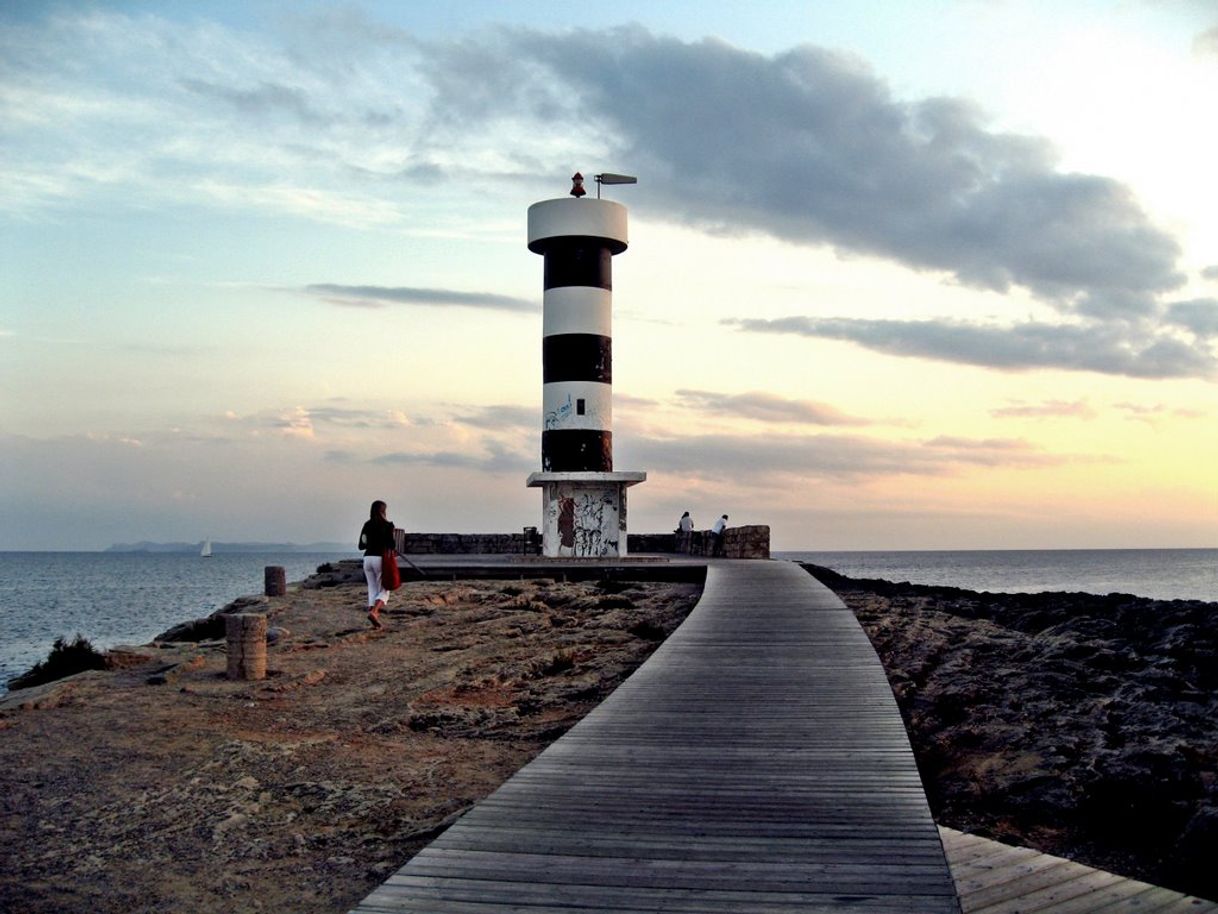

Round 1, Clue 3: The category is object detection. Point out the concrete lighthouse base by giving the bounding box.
[526,471,646,558]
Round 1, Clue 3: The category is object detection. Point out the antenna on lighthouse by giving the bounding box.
[594,172,637,199]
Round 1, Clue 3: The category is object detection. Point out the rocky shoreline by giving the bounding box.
[801,563,1218,902]
[0,570,701,914]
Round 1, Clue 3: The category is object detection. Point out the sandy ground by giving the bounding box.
[0,573,701,914]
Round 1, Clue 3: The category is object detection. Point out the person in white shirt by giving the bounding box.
[677,511,694,554]
[710,514,728,557]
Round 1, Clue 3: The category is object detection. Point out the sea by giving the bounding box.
[1,548,1215,696]
[0,551,349,695]
[776,548,1218,603]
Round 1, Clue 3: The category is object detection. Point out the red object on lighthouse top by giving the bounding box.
[569,172,586,198]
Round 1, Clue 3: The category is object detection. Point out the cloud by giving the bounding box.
[726,316,1216,379]
[371,441,532,474]
[2,14,1191,319]
[196,182,402,228]
[270,406,315,439]
[921,436,1050,466]
[1166,298,1218,338]
[990,400,1096,420]
[614,393,661,409]
[424,26,1184,318]
[119,341,208,357]
[451,404,536,430]
[0,10,434,222]
[618,429,1061,483]
[178,77,326,124]
[1114,402,1207,423]
[219,404,412,439]
[304,283,535,313]
[1202,265,1218,281]
[306,406,414,428]
[1195,26,1218,55]
[674,389,869,426]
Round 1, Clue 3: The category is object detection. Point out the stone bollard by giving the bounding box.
[226,613,267,681]
[264,565,287,597]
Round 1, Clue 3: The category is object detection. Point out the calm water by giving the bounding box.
[3,548,1215,695]
[777,548,1218,603]
[0,551,348,694]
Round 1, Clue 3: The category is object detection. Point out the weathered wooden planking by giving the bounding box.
[350,561,961,913]
[940,827,1218,913]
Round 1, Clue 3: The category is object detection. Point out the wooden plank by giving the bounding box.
[1087,886,1218,913]
[350,561,962,913]
[968,867,1124,913]
[360,876,961,913]
[940,828,1218,914]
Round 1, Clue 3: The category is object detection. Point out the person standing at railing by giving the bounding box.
[709,514,729,558]
[676,511,694,554]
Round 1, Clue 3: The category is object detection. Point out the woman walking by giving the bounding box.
[359,499,395,628]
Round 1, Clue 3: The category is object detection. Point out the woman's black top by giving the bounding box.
[359,518,395,556]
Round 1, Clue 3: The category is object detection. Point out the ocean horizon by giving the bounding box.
[2,547,1215,695]
[776,547,1218,603]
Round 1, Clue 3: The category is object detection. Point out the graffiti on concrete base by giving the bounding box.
[547,485,623,557]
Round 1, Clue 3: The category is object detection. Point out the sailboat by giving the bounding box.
[200,539,213,558]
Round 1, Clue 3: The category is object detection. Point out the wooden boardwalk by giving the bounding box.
[350,560,960,913]
[941,827,1218,914]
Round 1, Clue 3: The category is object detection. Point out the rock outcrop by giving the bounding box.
[801,563,1218,902]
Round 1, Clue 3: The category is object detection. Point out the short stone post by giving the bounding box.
[264,565,286,597]
[226,613,267,681]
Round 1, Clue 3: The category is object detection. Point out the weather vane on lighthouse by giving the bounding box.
[525,171,644,557]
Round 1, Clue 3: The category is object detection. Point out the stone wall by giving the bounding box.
[723,525,771,559]
[627,525,770,560]
[392,526,769,558]
[398,532,536,555]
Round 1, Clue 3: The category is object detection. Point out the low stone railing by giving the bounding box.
[398,532,534,554]
[627,525,770,560]
[390,526,769,559]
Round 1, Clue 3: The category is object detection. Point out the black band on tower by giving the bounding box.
[543,334,612,384]
[542,430,613,472]
[543,240,612,290]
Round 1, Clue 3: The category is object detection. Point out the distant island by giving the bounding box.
[104,541,351,554]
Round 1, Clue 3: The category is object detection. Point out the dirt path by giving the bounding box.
[0,574,701,914]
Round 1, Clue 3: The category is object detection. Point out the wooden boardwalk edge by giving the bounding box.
[940,826,1218,913]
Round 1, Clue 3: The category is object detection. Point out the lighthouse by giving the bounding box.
[526,174,645,557]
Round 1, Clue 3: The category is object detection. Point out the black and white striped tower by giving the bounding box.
[526,173,645,557]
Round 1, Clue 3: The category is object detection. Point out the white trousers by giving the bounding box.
[363,555,389,607]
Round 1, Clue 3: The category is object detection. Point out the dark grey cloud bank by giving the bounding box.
[426,27,1181,315]
[727,316,1213,379]
[1166,299,1218,338]
[304,284,535,313]
[418,27,1212,379]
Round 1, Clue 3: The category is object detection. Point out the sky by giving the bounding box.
[2,1,1217,552]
